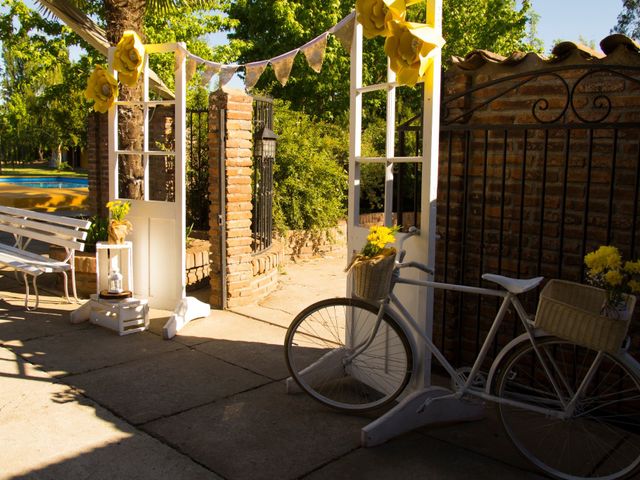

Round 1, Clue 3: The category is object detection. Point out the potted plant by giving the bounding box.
[107,200,132,244]
[347,225,400,303]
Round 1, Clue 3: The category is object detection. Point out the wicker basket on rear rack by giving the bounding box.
[535,279,637,355]
[349,248,396,304]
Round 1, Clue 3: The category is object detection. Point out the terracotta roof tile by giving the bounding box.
[449,34,640,73]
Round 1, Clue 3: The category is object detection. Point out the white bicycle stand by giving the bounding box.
[361,386,485,447]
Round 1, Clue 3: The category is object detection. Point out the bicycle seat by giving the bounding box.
[481,274,544,294]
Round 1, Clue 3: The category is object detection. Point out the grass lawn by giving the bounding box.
[0,162,87,178]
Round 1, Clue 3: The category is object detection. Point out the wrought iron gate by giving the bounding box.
[400,64,640,365]
[251,97,275,253]
[186,108,209,231]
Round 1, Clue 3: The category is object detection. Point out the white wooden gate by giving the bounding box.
[347,11,442,390]
[108,43,186,310]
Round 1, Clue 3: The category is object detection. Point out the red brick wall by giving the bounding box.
[435,57,640,366]
[208,88,283,308]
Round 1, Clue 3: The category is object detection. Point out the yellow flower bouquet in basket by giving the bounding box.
[347,225,400,303]
[535,246,639,354]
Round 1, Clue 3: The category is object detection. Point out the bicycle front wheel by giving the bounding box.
[285,297,413,413]
[495,337,640,480]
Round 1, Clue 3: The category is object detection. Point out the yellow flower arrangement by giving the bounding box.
[106,200,132,244]
[361,225,401,258]
[584,246,640,312]
[84,65,118,113]
[113,31,145,87]
[107,200,131,221]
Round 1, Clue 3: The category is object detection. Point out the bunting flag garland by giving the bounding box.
[200,64,220,86]
[185,58,197,83]
[183,8,439,91]
[301,33,328,73]
[219,65,238,88]
[271,50,298,86]
[331,12,356,53]
[244,61,269,89]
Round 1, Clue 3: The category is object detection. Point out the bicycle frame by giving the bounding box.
[350,256,601,420]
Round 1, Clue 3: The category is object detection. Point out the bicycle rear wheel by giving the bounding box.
[285,297,413,413]
[495,337,640,480]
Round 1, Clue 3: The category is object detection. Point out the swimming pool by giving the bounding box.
[0,176,88,189]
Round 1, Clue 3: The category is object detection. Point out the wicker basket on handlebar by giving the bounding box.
[348,248,396,303]
[535,279,636,354]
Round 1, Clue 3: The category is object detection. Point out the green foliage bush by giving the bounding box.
[272,100,348,232]
[84,216,109,252]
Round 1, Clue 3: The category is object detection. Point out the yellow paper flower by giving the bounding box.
[356,0,410,38]
[113,30,145,87]
[629,279,640,293]
[384,20,443,86]
[84,65,118,113]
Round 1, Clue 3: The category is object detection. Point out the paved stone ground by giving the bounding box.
[0,254,547,480]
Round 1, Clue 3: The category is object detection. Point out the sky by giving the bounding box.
[527,0,622,54]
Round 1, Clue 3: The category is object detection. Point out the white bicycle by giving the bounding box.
[284,230,640,480]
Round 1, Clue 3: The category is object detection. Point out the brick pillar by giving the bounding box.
[209,88,254,308]
[87,112,110,218]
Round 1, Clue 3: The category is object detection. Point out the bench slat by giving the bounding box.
[0,213,89,244]
[0,244,70,272]
[0,221,86,251]
[0,206,91,229]
[0,252,43,276]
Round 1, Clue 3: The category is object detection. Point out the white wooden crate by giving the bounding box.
[88,294,149,335]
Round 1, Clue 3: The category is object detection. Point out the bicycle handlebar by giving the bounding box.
[395,228,434,275]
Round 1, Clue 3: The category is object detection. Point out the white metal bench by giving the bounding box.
[0,206,91,309]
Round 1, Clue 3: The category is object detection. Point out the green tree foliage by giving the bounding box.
[613,0,640,40]
[227,0,540,122]
[228,0,354,122]
[0,0,86,166]
[272,100,348,231]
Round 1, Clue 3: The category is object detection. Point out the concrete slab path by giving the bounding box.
[0,256,546,480]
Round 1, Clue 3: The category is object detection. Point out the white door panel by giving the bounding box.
[108,43,186,310]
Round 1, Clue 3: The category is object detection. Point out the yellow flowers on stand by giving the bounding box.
[106,200,133,244]
[584,245,640,316]
[355,0,444,86]
[84,66,118,113]
[113,31,145,87]
[84,31,146,112]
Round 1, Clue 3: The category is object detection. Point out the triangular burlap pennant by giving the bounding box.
[185,58,197,83]
[301,33,327,73]
[219,65,238,88]
[333,12,356,53]
[244,61,269,89]
[271,50,298,86]
[200,64,220,86]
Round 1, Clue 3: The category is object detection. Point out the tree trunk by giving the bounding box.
[49,144,62,169]
[105,0,146,200]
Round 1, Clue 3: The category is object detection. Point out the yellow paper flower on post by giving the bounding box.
[385,20,444,87]
[84,65,118,113]
[113,30,145,87]
[355,0,404,39]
